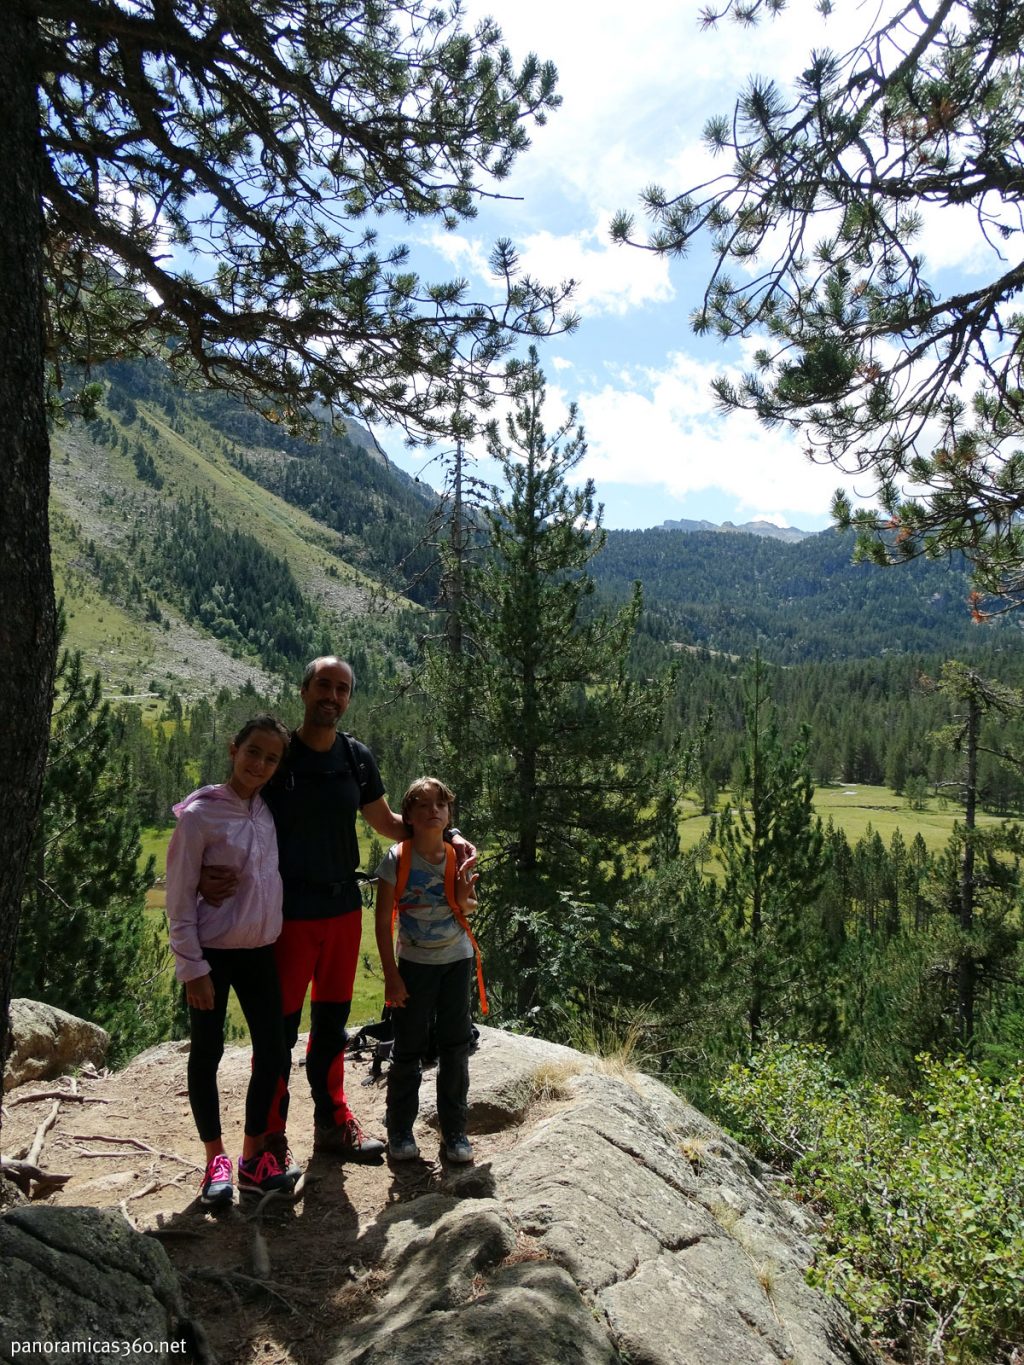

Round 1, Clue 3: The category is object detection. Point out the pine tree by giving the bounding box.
[614,0,1024,612]
[13,625,173,1061]
[434,349,666,1022]
[712,654,828,1049]
[928,662,1024,1048]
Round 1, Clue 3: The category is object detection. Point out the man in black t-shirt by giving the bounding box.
[202,656,406,1166]
[266,656,408,1161]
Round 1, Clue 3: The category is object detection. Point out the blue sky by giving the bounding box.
[375,0,994,533]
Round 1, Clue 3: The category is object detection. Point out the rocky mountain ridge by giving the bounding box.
[659,517,812,543]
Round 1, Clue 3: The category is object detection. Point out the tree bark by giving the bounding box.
[0,7,56,1121]
[957,685,980,1047]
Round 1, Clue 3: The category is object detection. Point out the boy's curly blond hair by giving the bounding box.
[400,775,456,833]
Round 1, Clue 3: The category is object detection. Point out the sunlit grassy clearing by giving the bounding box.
[678,782,1006,858]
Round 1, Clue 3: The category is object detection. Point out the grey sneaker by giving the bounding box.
[199,1153,233,1207]
[444,1133,474,1164]
[387,1130,420,1161]
[264,1131,302,1183]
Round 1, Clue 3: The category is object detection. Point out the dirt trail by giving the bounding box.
[2,1038,525,1364]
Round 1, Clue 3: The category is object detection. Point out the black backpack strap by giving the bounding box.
[339,731,371,806]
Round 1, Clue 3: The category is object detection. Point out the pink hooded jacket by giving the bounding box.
[165,784,283,983]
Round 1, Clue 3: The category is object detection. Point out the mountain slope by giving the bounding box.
[50,360,433,695]
[595,525,1013,664]
[49,359,1019,697]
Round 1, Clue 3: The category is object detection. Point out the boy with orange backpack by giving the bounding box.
[373,776,483,1163]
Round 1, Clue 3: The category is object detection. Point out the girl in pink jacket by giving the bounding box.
[166,714,294,1205]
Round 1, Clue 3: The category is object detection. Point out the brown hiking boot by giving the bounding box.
[313,1114,385,1161]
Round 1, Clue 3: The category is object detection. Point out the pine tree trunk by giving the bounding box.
[957,689,980,1047]
[748,660,764,1051]
[513,676,541,1016]
[0,9,56,1106]
[445,440,465,659]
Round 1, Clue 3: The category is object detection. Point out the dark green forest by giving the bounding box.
[597,523,1011,662]
[103,359,441,603]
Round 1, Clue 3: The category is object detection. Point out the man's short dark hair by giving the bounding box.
[301,655,356,692]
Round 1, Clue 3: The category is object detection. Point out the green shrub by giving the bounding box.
[716,1041,1024,1361]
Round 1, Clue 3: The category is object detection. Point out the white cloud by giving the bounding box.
[518,219,673,315]
[575,351,873,521]
[418,231,491,280]
[421,217,672,317]
[462,0,896,219]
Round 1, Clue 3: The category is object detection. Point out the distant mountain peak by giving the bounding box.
[658,518,812,543]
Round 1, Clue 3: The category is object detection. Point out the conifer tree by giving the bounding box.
[435,349,665,1021]
[928,662,1024,1047]
[13,625,172,1061]
[712,654,827,1048]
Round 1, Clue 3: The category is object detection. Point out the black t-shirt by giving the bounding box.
[263,732,385,920]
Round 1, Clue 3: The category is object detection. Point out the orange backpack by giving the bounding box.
[393,840,488,1015]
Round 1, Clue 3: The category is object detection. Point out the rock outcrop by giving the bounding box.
[0,1023,875,1365]
[0,1206,204,1362]
[338,1028,873,1365]
[4,999,109,1091]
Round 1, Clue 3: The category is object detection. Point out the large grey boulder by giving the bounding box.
[4,999,109,1091]
[0,1206,202,1363]
[498,1067,869,1365]
[341,1028,875,1365]
[334,1195,618,1365]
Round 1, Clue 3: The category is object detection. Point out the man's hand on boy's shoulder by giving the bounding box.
[456,867,479,918]
[449,829,477,870]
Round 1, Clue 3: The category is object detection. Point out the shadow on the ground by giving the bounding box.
[156,1148,497,1365]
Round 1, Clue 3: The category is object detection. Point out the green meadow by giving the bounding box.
[678,782,1005,860]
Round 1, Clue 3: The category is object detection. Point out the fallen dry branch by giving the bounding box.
[2,1081,73,1198]
[77,1149,145,1159]
[67,1133,202,1170]
[10,1091,108,1106]
[27,1101,61,1167]
[0,1157,72,1199]
[125,1177,162,1202]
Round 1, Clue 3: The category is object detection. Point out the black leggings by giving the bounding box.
[187,944,286,1143]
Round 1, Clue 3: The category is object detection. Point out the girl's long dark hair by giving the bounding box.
[232,714,290,749]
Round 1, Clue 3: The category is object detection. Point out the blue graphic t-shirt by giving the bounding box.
[375,844,472,966]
